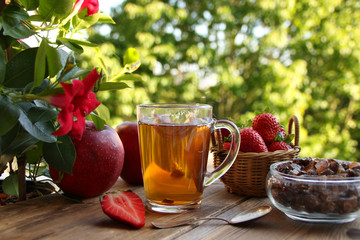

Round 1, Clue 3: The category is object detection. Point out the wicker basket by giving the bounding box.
[212,115,301,197]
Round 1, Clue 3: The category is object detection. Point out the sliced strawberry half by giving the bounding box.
[101,191,145,228]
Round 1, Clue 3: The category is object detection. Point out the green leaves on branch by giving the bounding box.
[2,173,19,197]
[73,11,100,30]
[38,0,73,20]
[43,135,76,175]
[109,48,142,82]
[34,39,62,88]
[98,82,130,91]
[0,96,20,136]
[18,103,57,143]
[98,13,116,24]
[0,3,34,39]
[0,48,5,84]
[57,37,98,54]
[4,43,62,90]
[123,47,141,73]
[86,104,111,130]
[4,48,37,88]
[17,0,39,11]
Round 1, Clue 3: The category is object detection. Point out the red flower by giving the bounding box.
[75,0,99,17]
[49,68,101,140]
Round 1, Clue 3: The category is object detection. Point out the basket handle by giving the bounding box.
[206,120,240,186]
[288,115,300,147]
[211,129,224,151]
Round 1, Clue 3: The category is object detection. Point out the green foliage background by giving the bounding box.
[78,0,360,162]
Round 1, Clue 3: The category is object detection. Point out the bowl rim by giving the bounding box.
[269,159,360,183]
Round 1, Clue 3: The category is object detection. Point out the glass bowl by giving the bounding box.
[266,158,360,223]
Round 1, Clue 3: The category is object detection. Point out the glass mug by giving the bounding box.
[137,103,240,213]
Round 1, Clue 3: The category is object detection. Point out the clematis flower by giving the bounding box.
[74,0,100,17]
[49,68,101,140]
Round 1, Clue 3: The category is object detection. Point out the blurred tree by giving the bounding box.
[80,0,360,161]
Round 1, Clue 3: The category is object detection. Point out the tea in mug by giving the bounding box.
[138,122,211,206]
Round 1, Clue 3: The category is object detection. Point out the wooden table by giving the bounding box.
[1,178,360,240]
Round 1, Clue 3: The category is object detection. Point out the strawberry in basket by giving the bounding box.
[216,113,299,197]
[252,113,294,152]
[222,113,294,152]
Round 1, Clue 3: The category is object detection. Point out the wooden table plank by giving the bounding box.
[174,197,359,240]
[0,178,359,240]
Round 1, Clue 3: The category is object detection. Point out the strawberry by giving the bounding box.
[101,191,145,228]
[268,141,292,152]
[223,142,231,150]
[277,127,287,140]
[239,127,268,153]
[252,113,280,143]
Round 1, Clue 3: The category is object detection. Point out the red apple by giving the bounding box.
[115,121,143,185]
[50,121,124,198]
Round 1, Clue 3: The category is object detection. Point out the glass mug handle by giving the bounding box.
[204,120,240,186]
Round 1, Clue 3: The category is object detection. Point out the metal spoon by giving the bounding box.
[152,205,272,229]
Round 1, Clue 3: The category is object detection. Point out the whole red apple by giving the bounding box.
[115,121,143,185]
[50,121,124,198]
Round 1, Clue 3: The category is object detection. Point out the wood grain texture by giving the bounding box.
[0,179,358,240]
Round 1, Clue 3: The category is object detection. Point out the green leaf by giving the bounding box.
[43,135,76,175]
[0,96,20,136]
[87,104,110,130]
[0,47,5,84]
[38,0,73,20]
[28,14,45,22]
[98,13,116,24]
[34,39,47,88]
[110,74,143,82]
[46,44,62,77]
[0,4,34,39]
[4,48,37,88]
[98,82,130,91]
[57,37,98,47]
[18,109,57,143]
[25,142,43,164]
[24,78,49,95]
[17,0,39,11]
[120,48,141,74]
[73,11,100,30]
[0,123,20,155]
[86,113,105,130]
[59,66,88,83]
[27,106,58,123]
[93,104,110,123]
[4,132,38,155]
[124,61,141,73]
[123,47,140,65]
[56,38,83,53]
[2,173,19,197]
[284,134,295,144]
